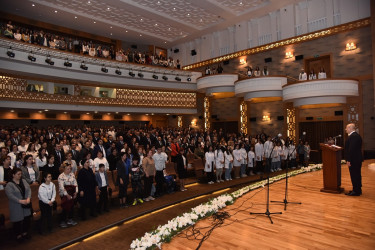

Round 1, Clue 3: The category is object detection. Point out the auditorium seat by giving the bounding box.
[165,162,177,176]
[53,180,63,214]
[192,158,205,180]
[30,183,41,220]
[107,170,119,200]
[0,190,11,229]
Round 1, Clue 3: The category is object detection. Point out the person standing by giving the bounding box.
[95,164,109,213]
[214,146,224,182]
[255,140,264,174]
[142,150,156,201]
[224,147,233,181]
[116,152,130,208]
[176,148,188,190]
[38,172,56,234]
[5,168,32,241]
[152,147,168,197]
[77,159,98,220]
[345,123,363,196]
[205,146,215,184]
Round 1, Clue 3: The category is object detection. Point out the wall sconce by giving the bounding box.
[239,58,247,65]
[262,115,270,122]
[345,42,357,51]
[285,51,293,59]
[191,119,197,127]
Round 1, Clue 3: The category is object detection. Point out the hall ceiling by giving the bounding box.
[2,0,300,47]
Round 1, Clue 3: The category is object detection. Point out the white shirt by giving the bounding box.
[248,151,255,167]
[204,152,215,172]
[93,157,109,172]
[99,172,107,187]
[318,72,326,79]
[27,166,36,182]
[224,152,233,169]
[263,141,273,158]
[254,143,264,161]
[38,182,56,204]
[288,145,296,159]
[0,166,4,190]
[215,150,224,169]
[308,74,316,80]
[240,148,247,164]
[8,152,17,167]
[18,145,27,152]
[232,149,242,166]
[299,72,307,81]
[272,146,281,162]
[36,156,47,169]
[153,152,168,171]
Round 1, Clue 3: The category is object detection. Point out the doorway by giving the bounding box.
[299,120,343,163]
[305,54,331,78]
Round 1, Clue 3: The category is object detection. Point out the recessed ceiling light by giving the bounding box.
[93,21,96,24]
[145,114,149,116]
[75,16,77,19]
[115,112,119,114]
[139,34,142,36]
[32,4,35,7]
[164,42,167,43]
[187,13,190,17]
[107,113,111,115]
[127,113,130,115]
[168,27,171,31]
[54,10,58,13]
[154,23,158,26]
[157,1,161,5]
[200,18,203,22]
[87,1,91,4]
[94,111,98,113]
[166,114,170,116]
[110,26,113,29]
[173,7,176,11]
[110,33,113,36]
[10,110,14,113]
[126,30,128,32]
[64,112,67,114]
[44,109,49,111]
[140,18,143,22]
[107,7,110,10]
[151,113,154,115]
[86,113,90,115]
[239,1,243,6]
[38,111,42,113]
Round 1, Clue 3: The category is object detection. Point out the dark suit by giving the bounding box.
[345,131,363,194]
[54,150,66,168]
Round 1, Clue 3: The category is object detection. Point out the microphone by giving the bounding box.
[333,134,342,138]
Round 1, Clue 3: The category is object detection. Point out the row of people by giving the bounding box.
[246,66,269,77]
[299,67,327,80]
[2,21,181,69]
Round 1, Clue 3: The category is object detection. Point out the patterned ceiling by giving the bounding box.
[2,0,295,46]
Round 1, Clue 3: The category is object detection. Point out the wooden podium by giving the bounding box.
[320,143,344,193]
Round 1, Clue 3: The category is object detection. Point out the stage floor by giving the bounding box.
[163,160,375,250]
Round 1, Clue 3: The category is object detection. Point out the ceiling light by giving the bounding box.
[200,18,203,22]
[44,109,49,112]
[86,113,90,115]
[126,30,128,33]
[7,47,15,58]
[80,62,88,70]
[107,7,110,10]
[140,18,143,22]
[127,113,130,115]
[139,34,142,37]
[168,28,171,31]
[64,58,72,67]
[110,33,113,36]
[107,113,111,115]
[154,23,158,26]
[101,65,108,73]
[164,42,167,44]
[239,1,243,6]
[87,1,91,4]
[187,13,190,17]
[28,51,36,62]
[110,26,113,28]
[166,114,170,116]
[138,72,144,78]
[187,77,192,82]
[115,68,122,75]
[54,10,58,13]
[75,16,77,19]
[10,110,14,113]
[45,56,54,65]
[157,1,161,5]
[145,114,149,116]
[93,21,96,24]
[94,111,98,113]
[38,111,42,113]
[151,113,154,115]
[162,75,168,81]
[115,112,119,114]
[173,7,176,11]
[63,112,67,114]
[32,4,35,7]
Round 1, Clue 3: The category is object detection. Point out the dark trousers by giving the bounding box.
[61,207,74,222]
[131,180,143,199]
[144,175,154,197]
[13,215,31,237]
[256,161,263,173]
[39,201,53,232]
[79,202,96,219]
[298,153,304,166]
[349,164,362,193]
[206,171,214,183]
[155,170,165,196]
[289,158,296,168]
[97,186,108,212]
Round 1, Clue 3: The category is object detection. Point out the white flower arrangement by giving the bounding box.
[130,163,322,250]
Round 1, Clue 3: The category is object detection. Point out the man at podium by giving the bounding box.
[344,123,363,196]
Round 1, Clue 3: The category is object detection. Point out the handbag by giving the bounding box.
[60,185,76,212]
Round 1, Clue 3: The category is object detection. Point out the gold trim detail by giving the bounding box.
[0,76,196,108]
[204,97,210,131]
[182,18,370,70]
[240,101,247,134]
[286,108,296,142]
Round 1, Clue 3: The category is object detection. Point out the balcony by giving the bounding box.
[235,76,287,101]
[0,38,201,91]
[196,74,238,96]
[282,79,359,107]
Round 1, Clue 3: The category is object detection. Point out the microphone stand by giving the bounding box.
[250,143,282,224]
[271,145,301,210]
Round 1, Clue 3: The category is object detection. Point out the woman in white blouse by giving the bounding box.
[215,146,225,183]
[318,67,327,79]
[247,146,255,175]
[93,151,109,172]
[308,69,316,80]
[35,148,47,170]
[288,141,297,169]
[253,66,261,77]
[38,172,56,234]
[21,155,40,185]
[62,152,77,174]
[232,144,242,179]
[224,147,233,181]
[271,141,282,172]
[204,146,215,184]
[240,144,248,177]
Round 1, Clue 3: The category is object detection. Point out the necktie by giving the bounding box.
[57,151,61,162]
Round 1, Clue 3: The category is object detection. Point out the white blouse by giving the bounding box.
[224,152,233,169]
[204,152,215,172]
[232,149,242,167]
[215,150,224,169]
[248,151,255,167]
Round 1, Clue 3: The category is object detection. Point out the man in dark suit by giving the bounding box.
[54,143,66,168]
[344,123,363,196]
